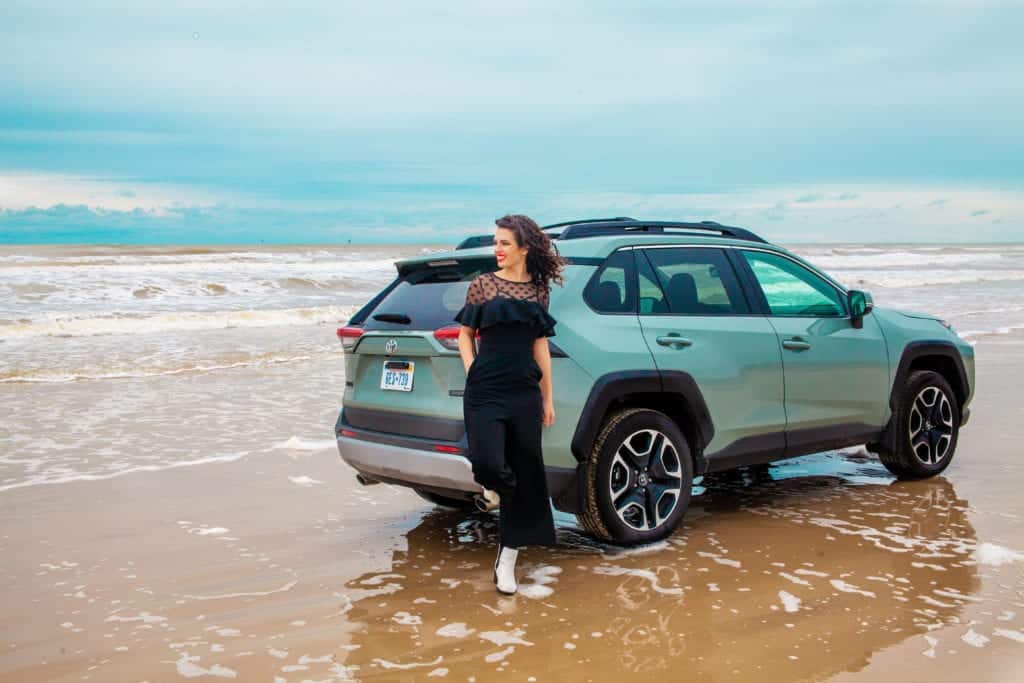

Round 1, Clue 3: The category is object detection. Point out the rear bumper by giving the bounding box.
[337,435,481,494]
[336,432,582,513]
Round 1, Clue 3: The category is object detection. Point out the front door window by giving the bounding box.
[741,251,846,317]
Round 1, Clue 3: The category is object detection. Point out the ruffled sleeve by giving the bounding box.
[536,284,556,338]
[453,274,557,337]
[454,275,486,329]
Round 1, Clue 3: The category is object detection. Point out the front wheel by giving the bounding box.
[878,370,960,479]
[578,408,694,545]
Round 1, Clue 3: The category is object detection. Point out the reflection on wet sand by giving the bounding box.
[341,453,980,681]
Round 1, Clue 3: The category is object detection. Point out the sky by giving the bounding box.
[1,1,1022,244]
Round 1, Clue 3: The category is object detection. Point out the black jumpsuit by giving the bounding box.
[455,271,559,549]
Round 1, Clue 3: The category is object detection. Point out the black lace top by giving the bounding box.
[454,271,557,338]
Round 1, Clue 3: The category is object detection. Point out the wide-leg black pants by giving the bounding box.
[463,383,557,549]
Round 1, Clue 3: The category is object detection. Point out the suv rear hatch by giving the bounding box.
[336,257,493,446]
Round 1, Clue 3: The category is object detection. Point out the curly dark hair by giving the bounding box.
[494,214,568,294]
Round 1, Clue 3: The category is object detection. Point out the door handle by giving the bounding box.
[656,335,693,348]
[782,338,812,351]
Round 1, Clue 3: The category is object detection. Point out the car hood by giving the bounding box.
[891,308,944,322]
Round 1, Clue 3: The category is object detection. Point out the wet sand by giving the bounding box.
[2,340,1023,682]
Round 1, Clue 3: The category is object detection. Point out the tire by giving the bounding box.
[578,407,694,545]
[878,370,960,479]
[414,489,477,511]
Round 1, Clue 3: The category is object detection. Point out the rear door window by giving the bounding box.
[640,247,749,315]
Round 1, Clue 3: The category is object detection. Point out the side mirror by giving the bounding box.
[848,289,873,328]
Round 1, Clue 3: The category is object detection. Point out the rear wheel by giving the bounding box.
[579,408,694,545]
[878,370,960,479]
[414,489,476,511]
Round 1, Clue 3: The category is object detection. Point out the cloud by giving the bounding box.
[2,181,1022,243]
[0,172,222,212]
[0,201,479,245]
[794,193,824,204]
[0,3,1021,244]
[538,184,1024,242]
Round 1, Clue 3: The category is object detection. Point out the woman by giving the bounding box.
[455,214,567,595]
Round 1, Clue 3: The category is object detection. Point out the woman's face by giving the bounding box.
[493,227,528,271]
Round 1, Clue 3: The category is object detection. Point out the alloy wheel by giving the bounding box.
[608,428,683,531]
[908,385,955,465]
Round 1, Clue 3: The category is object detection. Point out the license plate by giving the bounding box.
[380,360,415,392]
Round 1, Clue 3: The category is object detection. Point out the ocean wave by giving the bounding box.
[0,350,336,383]
[273,436,339,451]
[0,450,255,494]
[795,250,1011,270]
[0,304,361,339]
[0,256,399,276]
[958,323,1024,341]
[276,276,365,291]
[837,270,1024,289]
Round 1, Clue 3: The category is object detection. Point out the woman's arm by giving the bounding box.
[533,336,555,426]
[458,326,477,373]
[456,276,484,373]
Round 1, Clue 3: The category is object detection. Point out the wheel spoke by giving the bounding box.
[938,395,954,427]
[649,447,680,482]
[921,387,938,408]
[652,487,681,527]
[619,431,653,470]
[645,432,664,470]
[914,395,930,416]
[909,405,924,437]
[609,453,632,499]
[912,431,932,464]
[614,487,645,515]
[643,489,658,530]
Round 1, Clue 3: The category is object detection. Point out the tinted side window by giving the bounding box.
[741,250,846,317]
[641,248,748,315]
[584,249,636,313]
[636,251,669,314]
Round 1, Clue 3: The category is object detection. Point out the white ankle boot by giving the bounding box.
[493,545,519,595]
[475,488,500,512]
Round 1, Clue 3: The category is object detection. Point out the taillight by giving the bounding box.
[336,326,363,351]
[433,325,478,351]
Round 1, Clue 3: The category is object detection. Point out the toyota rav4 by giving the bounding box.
[334,218,975,545]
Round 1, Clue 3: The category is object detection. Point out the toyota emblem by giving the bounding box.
[385,339,398,354]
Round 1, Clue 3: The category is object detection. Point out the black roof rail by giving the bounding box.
[456,217,636,249]
[557,220,767,244]
[541,217,636,231]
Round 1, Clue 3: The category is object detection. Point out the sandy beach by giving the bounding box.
[0,337,1021,681]
[2,243,1023,681]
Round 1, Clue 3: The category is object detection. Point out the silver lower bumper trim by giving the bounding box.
[336,436,481,493]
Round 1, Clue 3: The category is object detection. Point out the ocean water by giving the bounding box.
[0,242,1021,491]
[2,243,1022,365]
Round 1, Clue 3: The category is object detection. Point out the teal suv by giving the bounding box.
[335,219,975,545]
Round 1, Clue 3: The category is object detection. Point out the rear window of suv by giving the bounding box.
[360,262,486,332]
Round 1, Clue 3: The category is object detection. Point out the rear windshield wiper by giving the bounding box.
[372,313,412,324]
